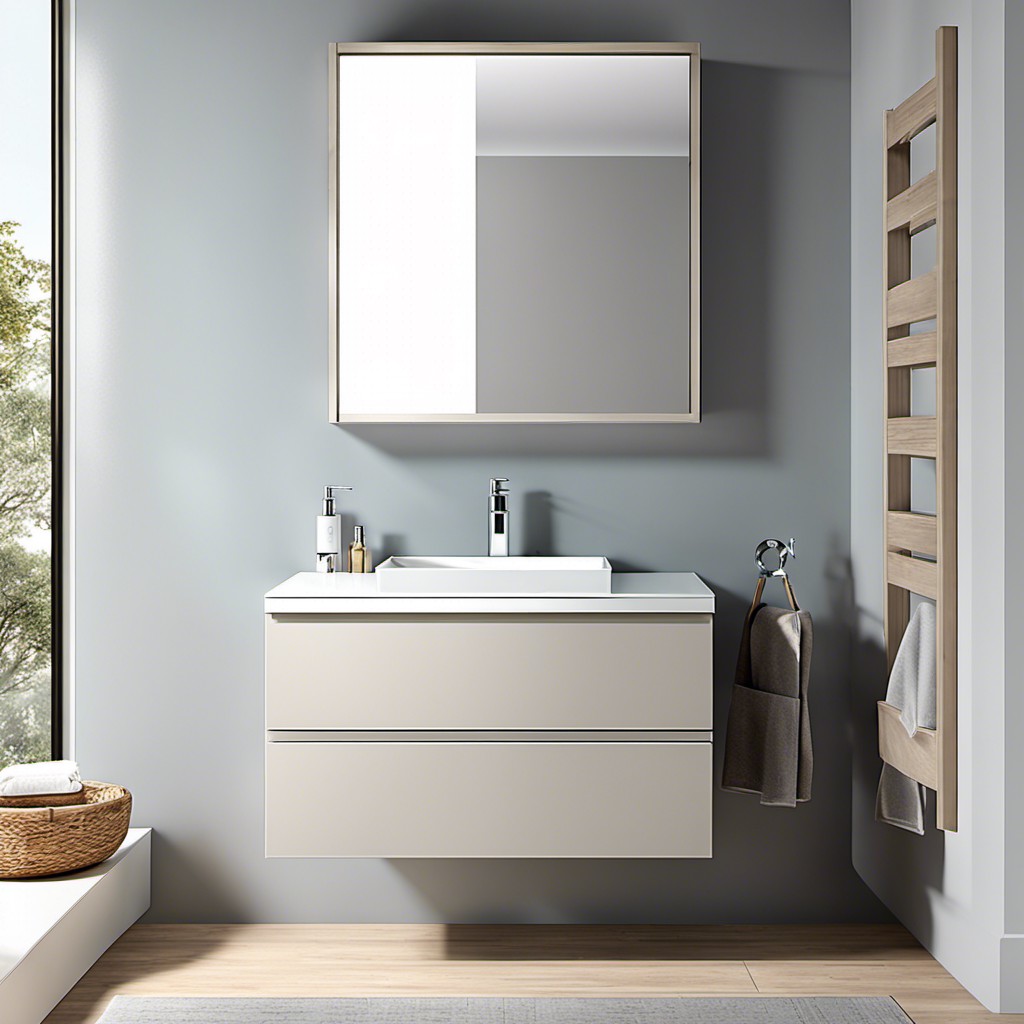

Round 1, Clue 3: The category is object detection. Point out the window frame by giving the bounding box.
[49,0,66,758]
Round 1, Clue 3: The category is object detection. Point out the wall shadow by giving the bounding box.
[148,831,255,925]
[374,0,674,42]
[389,559,890,926]
[378,531,409,563]
[522,490,554,555]
[848,587,943,946]
[338,60,773,458]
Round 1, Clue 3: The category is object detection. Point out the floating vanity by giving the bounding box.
[264,571,714,858]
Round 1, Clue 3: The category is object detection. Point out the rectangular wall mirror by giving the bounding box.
[329,43,700,423]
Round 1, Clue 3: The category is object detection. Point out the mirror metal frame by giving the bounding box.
[329,42,701,423]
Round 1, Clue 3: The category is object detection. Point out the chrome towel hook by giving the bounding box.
[751,537,799,611]
[755,537,796,578]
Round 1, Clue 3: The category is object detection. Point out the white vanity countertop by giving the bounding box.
[265,571,715,614]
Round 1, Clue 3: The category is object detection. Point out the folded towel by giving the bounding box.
[0,759,83,797]
[876,602,936,834]
[722,603,814,807]
[886,601,936,738]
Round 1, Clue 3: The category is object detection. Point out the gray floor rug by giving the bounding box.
[95,997,914,1023]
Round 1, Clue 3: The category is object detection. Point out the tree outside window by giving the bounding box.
[0,0,57,769]
[0,222,52,767]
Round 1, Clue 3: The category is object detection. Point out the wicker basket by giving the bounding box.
[0,781,132,879]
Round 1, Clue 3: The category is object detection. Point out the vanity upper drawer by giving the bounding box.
[265,613,712,731]
[266,738,712,858]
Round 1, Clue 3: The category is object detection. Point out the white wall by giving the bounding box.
[72,0,877,925]
[1002,0,1024,1007]
[850,0,1016,1011]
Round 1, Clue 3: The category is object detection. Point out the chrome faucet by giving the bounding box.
[488,477,509,556]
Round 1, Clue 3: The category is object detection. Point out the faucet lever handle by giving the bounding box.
[489,477,509,495]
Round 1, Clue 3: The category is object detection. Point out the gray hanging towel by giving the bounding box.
[722,603,814,806]
[875,602,936,834]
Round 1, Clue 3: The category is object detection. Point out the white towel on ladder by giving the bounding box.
[875,602,937,834]
[887,601,937,736]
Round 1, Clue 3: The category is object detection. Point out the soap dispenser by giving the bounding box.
[316,485,352,573]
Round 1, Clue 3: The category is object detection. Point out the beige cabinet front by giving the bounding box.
[266,739,712,858]
[266,613,712,731]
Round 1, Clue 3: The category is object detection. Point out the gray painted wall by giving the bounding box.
[73,0,881,923]
[1004,0,1024,967]
[850,0,1020,1011]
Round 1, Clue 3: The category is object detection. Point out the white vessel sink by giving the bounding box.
[375,556,613,595]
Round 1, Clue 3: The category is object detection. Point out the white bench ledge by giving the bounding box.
[0,827,151,1024]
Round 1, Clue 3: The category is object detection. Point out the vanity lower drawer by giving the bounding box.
[265,614,712,731]
[265,738,712,858]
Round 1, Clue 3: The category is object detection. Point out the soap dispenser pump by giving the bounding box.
[316,485,352,573]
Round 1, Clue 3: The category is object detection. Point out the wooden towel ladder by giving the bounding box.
[878,26,958,832]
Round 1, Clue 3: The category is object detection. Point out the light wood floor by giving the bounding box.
[44,924,1019,1024]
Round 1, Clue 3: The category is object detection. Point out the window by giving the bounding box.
[0,0,62,768]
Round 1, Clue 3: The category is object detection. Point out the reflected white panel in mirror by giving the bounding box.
[336,56,476,414]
